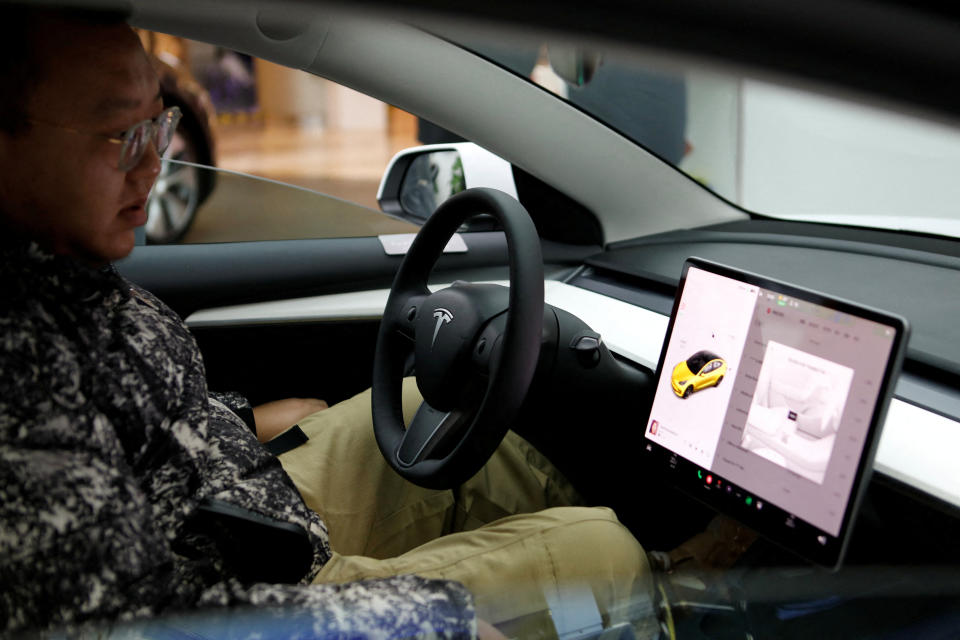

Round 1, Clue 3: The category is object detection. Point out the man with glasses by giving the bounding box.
[0,6,651,639]
[1,26,167,262]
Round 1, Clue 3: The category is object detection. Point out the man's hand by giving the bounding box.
[252,398,328,442]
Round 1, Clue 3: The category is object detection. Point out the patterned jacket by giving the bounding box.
[0,240,474,637]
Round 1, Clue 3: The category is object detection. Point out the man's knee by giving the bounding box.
[539,506,647,574]
[473,506,651,631]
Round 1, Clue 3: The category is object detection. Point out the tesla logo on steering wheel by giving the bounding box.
[431,308,453,349]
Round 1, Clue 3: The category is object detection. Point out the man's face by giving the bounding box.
[0,19,162,264]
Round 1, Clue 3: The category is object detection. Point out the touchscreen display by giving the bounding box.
[643,259,907,567]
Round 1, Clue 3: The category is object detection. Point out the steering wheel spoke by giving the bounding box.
[396,402,468,466]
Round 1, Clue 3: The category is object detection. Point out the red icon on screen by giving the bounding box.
[706,475,713,485]
[649,420,659,435]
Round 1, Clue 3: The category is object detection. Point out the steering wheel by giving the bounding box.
[372,188,544,489]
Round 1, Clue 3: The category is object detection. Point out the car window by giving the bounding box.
[142,33,421,244]
[686,352,711,373]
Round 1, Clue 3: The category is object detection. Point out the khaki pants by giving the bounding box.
[278,379,653,634]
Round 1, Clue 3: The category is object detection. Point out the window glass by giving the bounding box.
[153,165,416,243]
[140,32,421,244]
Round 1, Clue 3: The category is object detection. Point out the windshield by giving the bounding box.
[465,42,960,239]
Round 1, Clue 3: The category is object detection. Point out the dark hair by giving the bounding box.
[0,3,132,135]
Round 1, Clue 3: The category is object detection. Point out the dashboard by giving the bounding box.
[187,265,960,516]
[163,218,960,538]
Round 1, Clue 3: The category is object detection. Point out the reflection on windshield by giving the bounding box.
[465,41,960,239]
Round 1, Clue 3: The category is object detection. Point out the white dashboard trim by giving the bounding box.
[875,401,960,508]
[186,281,960,509]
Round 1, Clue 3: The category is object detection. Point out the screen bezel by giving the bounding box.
[643,257,910,569]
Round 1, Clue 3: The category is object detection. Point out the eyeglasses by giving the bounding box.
[27,106,182,172]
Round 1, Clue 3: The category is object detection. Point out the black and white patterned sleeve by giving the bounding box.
[209,390,252,414]
[209,390,256,434]
[198,574,477,639]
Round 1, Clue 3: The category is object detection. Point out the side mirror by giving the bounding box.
[377,143,518,226]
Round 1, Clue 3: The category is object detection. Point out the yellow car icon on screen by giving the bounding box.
[672,350,727,398]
